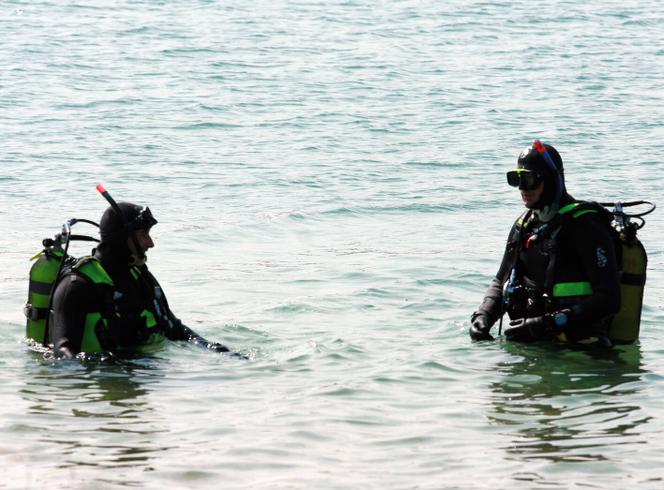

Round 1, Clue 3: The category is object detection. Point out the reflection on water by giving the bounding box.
[488,343,651,463]
[18,353,171,485]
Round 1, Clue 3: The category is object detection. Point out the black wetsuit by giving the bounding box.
[50,243,225,358]
[476,195,621,342]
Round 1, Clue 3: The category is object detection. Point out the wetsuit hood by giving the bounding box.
[97,202,157,267]
[517,142,566,221]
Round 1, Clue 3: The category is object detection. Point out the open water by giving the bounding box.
[1,1,664,488]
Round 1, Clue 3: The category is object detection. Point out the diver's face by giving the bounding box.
[127,228,154,255]
[520,181,544,209]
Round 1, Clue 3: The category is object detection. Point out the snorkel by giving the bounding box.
[533,140,563,205]
[96,184,154,265]
[531,140,564,222]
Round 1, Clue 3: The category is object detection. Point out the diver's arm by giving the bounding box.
[50,276,91,358]
[470,224,519,340]
[163,312,230,352]
[474,225,518,326]
[477,278,506,327]
[140,267,232,352]
[180,322,230,353]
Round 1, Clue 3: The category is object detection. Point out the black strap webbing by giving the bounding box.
[29,279,53,296]
[24,305,49,321]
[621,272,646,287]
[543,227,562,296]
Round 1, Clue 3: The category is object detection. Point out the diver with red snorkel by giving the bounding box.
[470,141,653,346]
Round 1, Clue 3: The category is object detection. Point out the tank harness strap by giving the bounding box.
[541,211,569,299]
[25,252,56,321]
[510,209,532,263]
[73,257,113,285]
[621,272,646,287]
[28,279,53,296]
[542,227,560,301]
[24,304,49,321]
[557,202,582,216]
[572,209,597,219]
[499,209,532,334]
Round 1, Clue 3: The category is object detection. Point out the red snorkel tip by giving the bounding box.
[533,140,546,154]
[96,183,119,209]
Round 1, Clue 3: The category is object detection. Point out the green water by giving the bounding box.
[1,0,663,488]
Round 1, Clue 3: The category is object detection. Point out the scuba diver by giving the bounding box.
[469,141,622,346]
[38,186,231,358]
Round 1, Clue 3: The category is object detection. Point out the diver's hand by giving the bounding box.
[53,345,76,359]
[469,313,494,341]
[188,336,229,352]
[208,342,230,353]
[505,316,550,342]
[211,342,249,359]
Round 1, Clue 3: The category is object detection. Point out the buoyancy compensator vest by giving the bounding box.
[67,256,164,353]
[502,200,654,344]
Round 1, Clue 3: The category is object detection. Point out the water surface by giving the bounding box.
[1,1,664,488]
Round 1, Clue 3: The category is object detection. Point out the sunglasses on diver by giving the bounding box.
[506,169,542,191]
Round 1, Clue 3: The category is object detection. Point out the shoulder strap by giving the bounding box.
[508,209,531,251]
[557,200,605,220]
[73,256,114,286]
[68,256,117,326]
[514,209,531,232]
[542,227,563,297]
[541,202,582,296]
[510,209,532,257]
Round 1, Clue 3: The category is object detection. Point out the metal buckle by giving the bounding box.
[24,304,46,321]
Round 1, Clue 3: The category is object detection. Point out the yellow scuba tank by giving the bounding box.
[604,201,655,344]
[609,235,647,343]
[23,219,99,345]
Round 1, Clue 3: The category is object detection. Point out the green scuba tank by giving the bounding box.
[24,245,64,343]
[604,201,654,344]
[23,219,100,345]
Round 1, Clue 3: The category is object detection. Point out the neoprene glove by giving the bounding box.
[208,342,230,353]
[504,316,551,342]
[469,313,494,341]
